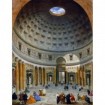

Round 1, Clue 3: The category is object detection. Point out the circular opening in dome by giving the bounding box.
[49,7,66,16]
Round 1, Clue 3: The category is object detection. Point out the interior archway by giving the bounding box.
[56,57,66,84]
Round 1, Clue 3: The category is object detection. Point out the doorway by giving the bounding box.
[59,72,65,83]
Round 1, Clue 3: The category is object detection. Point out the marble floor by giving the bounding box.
[24,84,92,105]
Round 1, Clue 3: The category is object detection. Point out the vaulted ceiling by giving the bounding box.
[12,0,92,26]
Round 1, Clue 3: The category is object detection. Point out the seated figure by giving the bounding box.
[66,93,71,104]
[56,93,60,104]
[87,89,90,95]
[85,95,92,104]
[43,88,46,96]
[33,92,41,101]
[27,95,36,104]
[64,85,69,90]
[12,92,17,100]
[59,92,65,104]
[81,95,86,100]
[77,93,81,101]
[19,92,24,104]
[45,85,48,89]
[70,93,75,102]
[24,87,30,93]
[23,92,28,104]
[89,91,93,96]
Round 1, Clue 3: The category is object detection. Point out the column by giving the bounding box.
[77,67,80,85]
[39,68,41,85]
[90,62,93,90]
[37,67,40,85]
[66,71,68,84]
[24,63,26,89]
[19,60,23,91]
[74,73,76,84]
[45,68,47,84]
[82,66,85,86]
[42,68,44,85]
[53,68,56,84]
[56,66,59,84]
[43,68,45,85]
[15,58,19,93]
[75,72,78,84]
[22,62,25,90]
[33,67,35,86]
[81,66,84,86]
[35,67,38,85]
[34,67,37,86]
[80,69,82,86]
[12,67,16,86]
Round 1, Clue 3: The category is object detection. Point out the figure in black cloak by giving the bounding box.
[23,92,28,105]
[66,93,71,104]
[56,93,60,104]
[12,92,17,100]
[85,95,92,104]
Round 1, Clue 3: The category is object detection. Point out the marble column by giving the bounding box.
[80,69,82,86]
[80,66,83,86]
[12,67,16,86]
[35,67,37,86]
[35,67,39,85]
[77,67,80,85]
[82,66,86,86]
[75,72,78,84]
[45,68,47,84]
[38,67,40,85]
[43,68,45,85]
[42,68,43,85]
[19,60,23,91]
[90,62,93,90]
[66,71,68,84]
[53,68,56,84]
[39,68,42,85]
[56,67,59,84]
[22,62,25,90]
[33,67,35,86]
[15,58,19,93]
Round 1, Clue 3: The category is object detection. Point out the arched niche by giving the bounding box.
[26,69,33,88]
[56,57,66,84]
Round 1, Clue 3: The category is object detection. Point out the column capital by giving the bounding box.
[15,57,19,62]
[12,62,16,67]
[12,67,15,71]
[22,61,25,64]
[18,60,22,63]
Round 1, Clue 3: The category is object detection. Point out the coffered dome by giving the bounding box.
[14,0,92,52]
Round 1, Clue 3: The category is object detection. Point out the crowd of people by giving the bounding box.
[56,92,76,104]
[12,91,41,105]
[12,84,93,104]
[56,92,93,104]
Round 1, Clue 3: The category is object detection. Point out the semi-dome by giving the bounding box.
[13,0,92,52]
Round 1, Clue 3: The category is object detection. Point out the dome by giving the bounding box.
[13,0,92,52]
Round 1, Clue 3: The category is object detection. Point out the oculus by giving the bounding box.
[49,7,66,16]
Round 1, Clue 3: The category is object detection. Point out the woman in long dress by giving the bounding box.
[27,95,36,104]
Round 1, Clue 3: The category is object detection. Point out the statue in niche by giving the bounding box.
[29,76,31,85]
